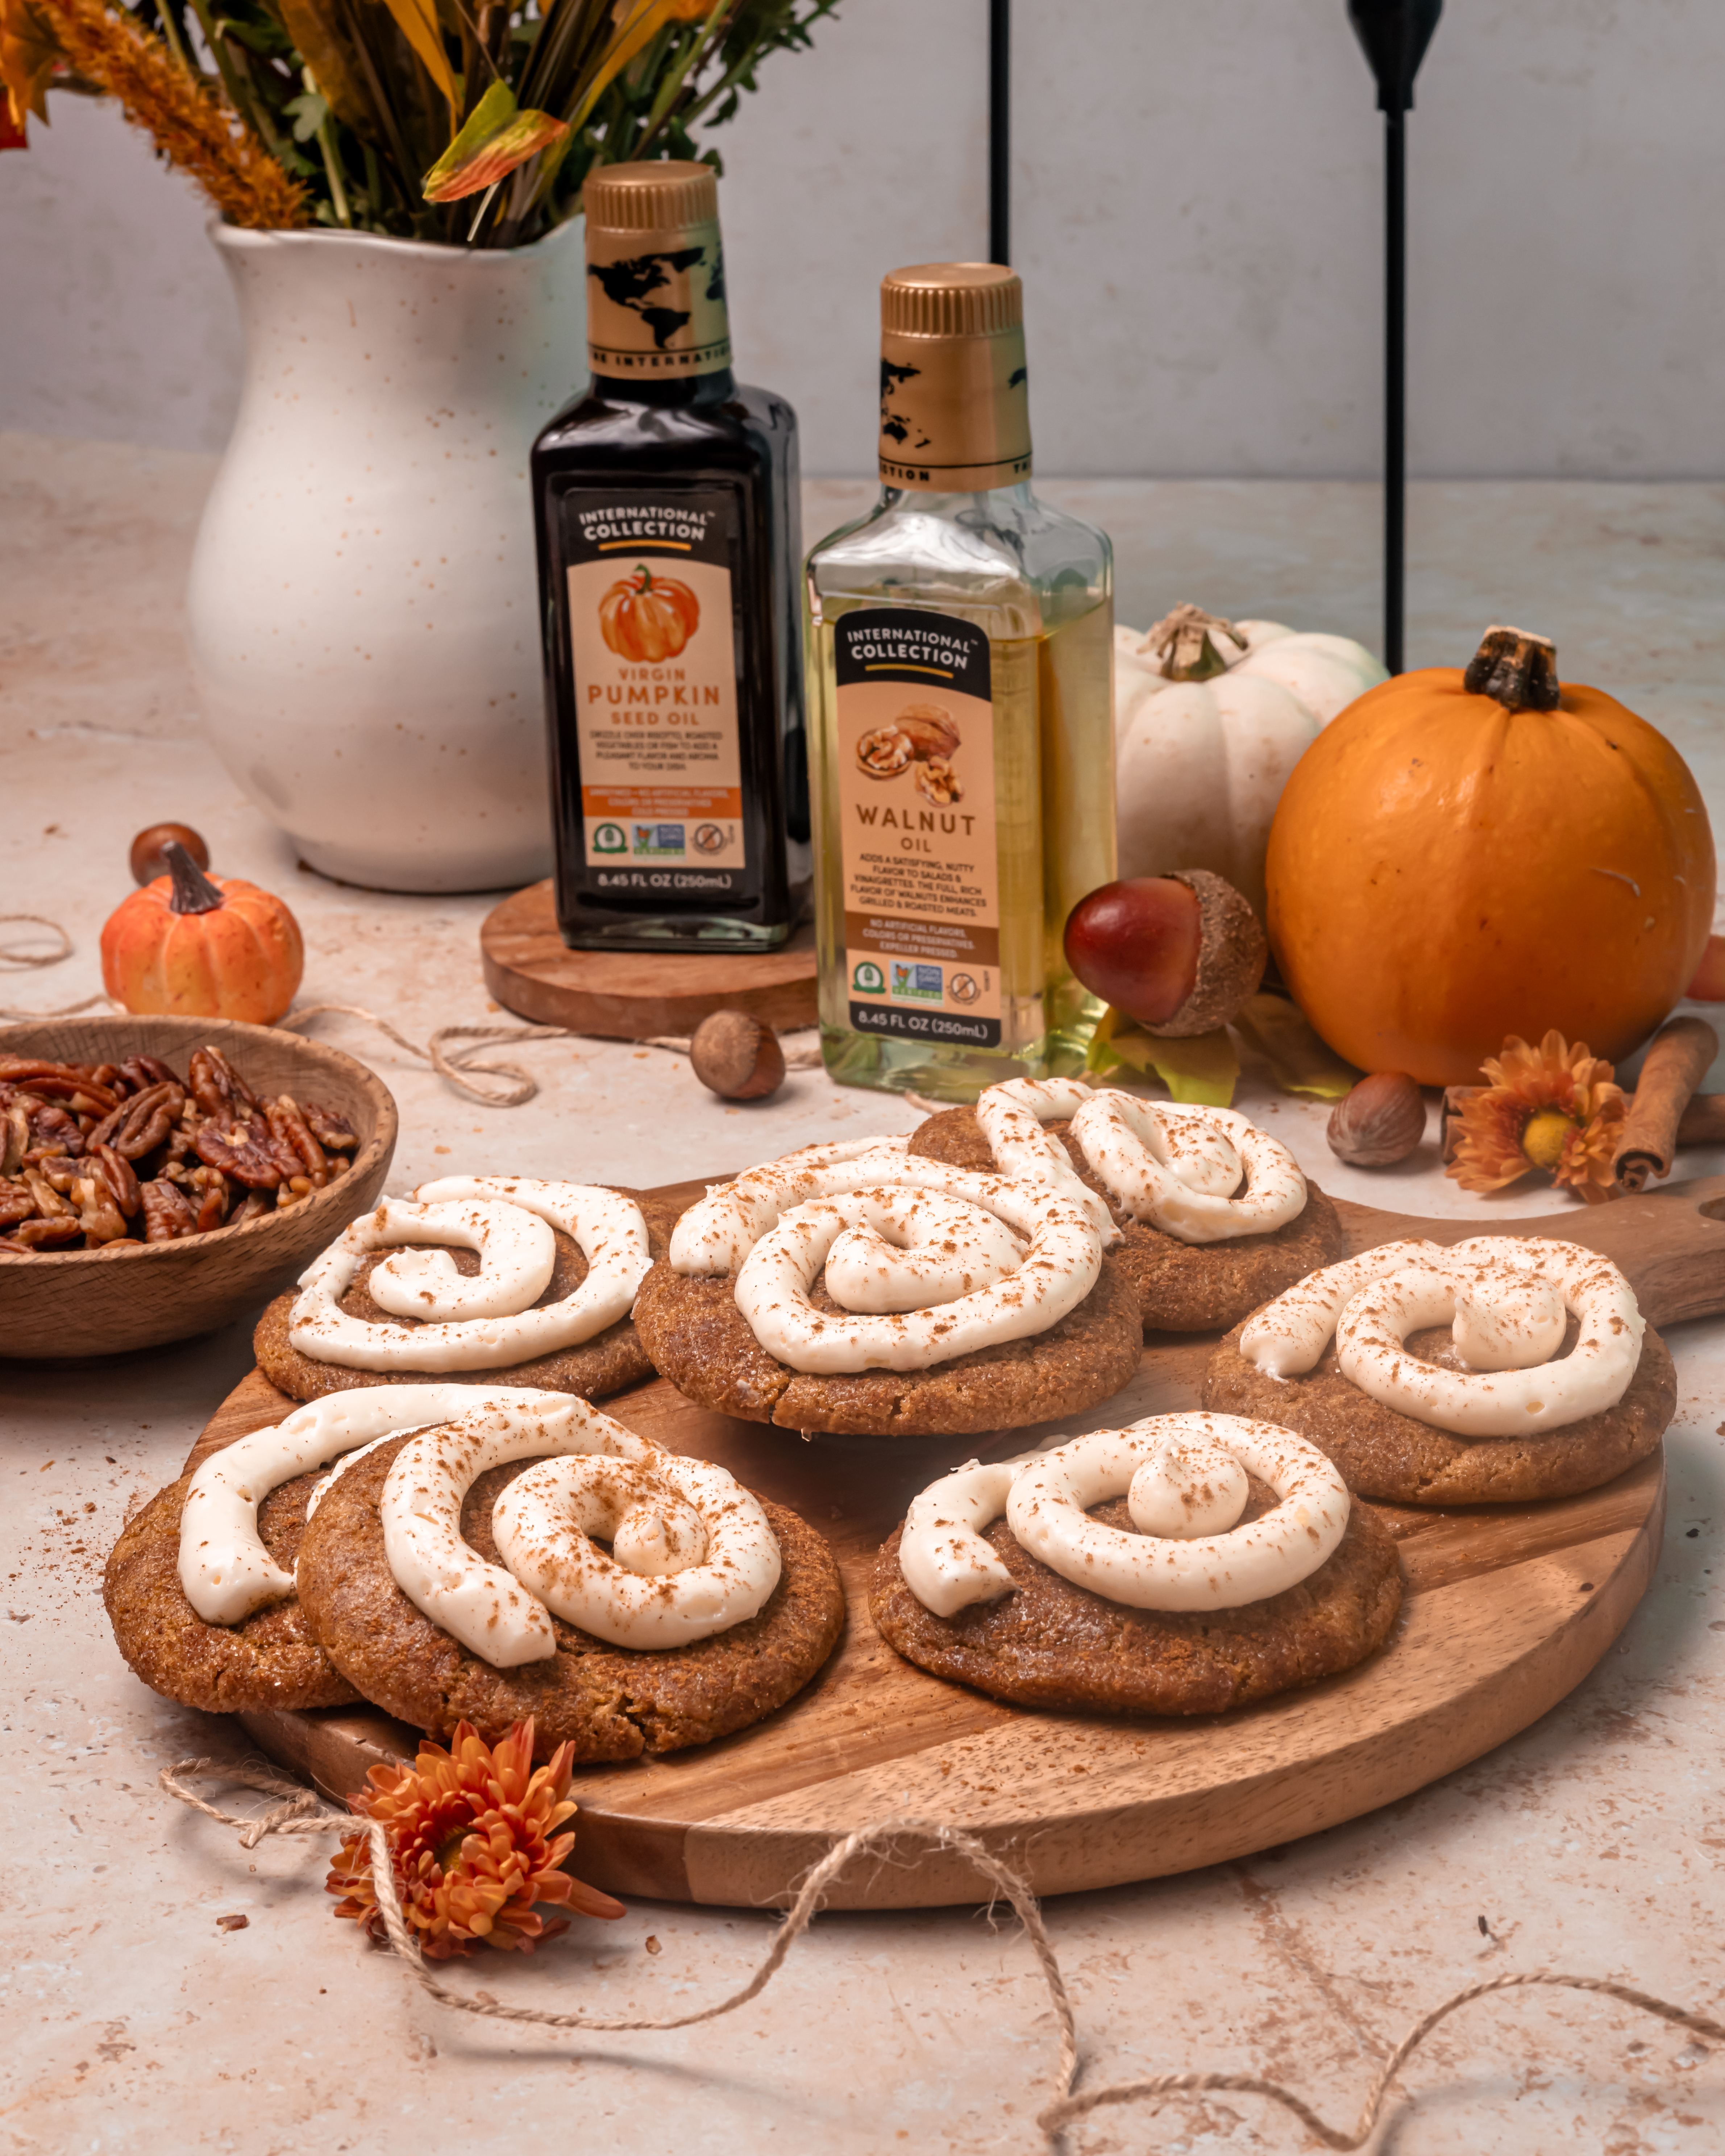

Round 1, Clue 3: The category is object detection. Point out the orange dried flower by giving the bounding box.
[327,1718,624,1960]
[1447,1029,1625,1206]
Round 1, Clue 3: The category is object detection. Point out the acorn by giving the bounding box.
[689,1010,786,1102]
[1327,1071,1426,1166]
[1063,870,1268,1039]
[130,822,211,885]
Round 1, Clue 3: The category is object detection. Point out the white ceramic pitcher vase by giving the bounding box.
[187,220,585,893]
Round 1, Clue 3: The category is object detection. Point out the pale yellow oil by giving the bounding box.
[808,590,1116,1101]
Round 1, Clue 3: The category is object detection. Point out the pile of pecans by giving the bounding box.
[0,1046,359,1253]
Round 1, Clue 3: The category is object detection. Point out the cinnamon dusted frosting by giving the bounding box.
[968,1078,1308,1244]
[1239,1236,1644,1437]
[177,1382,553,1623]
[379,1405,780,1664]
[288,1176,652,1371]
[898,1412,1348,1616]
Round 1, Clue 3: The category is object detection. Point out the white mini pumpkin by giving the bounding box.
[1114,604,1386,915]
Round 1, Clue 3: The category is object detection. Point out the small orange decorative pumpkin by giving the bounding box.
[598,563,701,663]
[1266,627,1716,1087]
[101,842,304,1025]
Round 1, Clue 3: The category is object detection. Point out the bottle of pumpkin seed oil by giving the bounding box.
[805,263,1115,1099]
[532,161,807,951]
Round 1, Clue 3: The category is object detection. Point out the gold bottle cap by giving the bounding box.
[584,159,719,236]
[584,161,731,379]
[878,262,1031,493]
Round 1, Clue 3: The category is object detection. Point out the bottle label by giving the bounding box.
[564,491,747,889]
[586,216,732,378]
[835,607,1001,1048]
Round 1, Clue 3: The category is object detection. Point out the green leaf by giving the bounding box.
[422,81,567,202]
[1098,1023,1240,1107]
[377,0,460,116]
[1233,992,1362,1100]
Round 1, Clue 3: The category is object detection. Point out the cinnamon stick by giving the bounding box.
[1442,1078,1725,1168]
[1612,1017,1721,1190]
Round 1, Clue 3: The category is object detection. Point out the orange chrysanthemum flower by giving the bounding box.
[1447,1029,1625,1206]
[327,1718,624,1960]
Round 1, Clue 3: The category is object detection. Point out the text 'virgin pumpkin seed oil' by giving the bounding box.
[805,263,1115,1100]
[532,161,807,950]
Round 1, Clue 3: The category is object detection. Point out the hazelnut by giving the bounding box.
[689,1010,786,1102]
[1327,1071,1426,1166]
[129,822,210,886]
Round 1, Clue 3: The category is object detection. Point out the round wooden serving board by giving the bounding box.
[480,879,818,1039]
[203,1170,1725,1911]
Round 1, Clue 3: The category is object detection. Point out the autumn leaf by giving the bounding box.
[422,78,568,202]
[377,0,458,116]
[1,0,61,133]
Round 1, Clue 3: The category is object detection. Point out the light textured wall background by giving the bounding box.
[3,0,1722,476]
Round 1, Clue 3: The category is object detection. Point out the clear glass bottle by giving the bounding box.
[805,263,1115,1100]
[532,162,807,951]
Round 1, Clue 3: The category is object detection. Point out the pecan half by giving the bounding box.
[26,1102,85,1158]
[92,1143,142,1218]
[0,1181,35,1228]
[192,1118,293,1190]
[117,1055,179,1095]
[23,1168,74,1219]
[299,1101,358,1152]
[228,1190,273,1228]
[0,1067,121,1115]
[184,1164,231,1232]
[90,1081,186,1161]
[188,1046,260,1119]
[267,1096,328,1187]
[11,1215,82,1248]
[140,1180,198,1242]
[1,1103,28,1177]
[74,1175,128,1244]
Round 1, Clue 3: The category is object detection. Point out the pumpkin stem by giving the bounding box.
[632,563,653,593]
[1464,625,1561,712]
[1143,603,1247,683]
[163,840,226,916]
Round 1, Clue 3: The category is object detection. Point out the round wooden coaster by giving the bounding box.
[480,879,818,1040]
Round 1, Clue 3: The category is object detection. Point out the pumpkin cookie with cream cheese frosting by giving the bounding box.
[1201,1235,1673,1504]
[908,1079,1345,1334]
[255,1176,680,1402]
[630,1136,1142,1436]
[294,1399,844,1761]
[869,1411,1401,1714]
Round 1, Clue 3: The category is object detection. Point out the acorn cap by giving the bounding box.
[1143,870,1268,1038]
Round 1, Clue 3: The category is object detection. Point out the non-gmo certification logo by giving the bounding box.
[593,822,626,853]
[852,960,885,994]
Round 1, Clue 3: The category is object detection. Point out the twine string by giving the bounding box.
[160,1756,1722,2141]
[0,915,74,970]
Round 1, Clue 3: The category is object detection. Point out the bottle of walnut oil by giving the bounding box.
[804,263,1115,1099]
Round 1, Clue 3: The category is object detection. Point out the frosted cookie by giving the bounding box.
[255,1177,679,1402]
[631,1137,1142,1436]
[870,1412,1402,1713]
[294,1395,844,1761]
[1202,1236,1673,1504]
[909,1079,1346,1333]
[102,1385,575,1715]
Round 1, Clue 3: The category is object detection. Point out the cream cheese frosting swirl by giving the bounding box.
[491,1452,780,1649]
[731,1169,1106,1373]
[963,1078,1306,1245]
[897,1412,1348,1616]
[379,1405,778,1664]
[1238,1235,1644,1437]
[177,1382,556,1624]
[288,1175,652,1371]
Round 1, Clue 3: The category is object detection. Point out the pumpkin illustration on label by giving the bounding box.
[599,563,701,662]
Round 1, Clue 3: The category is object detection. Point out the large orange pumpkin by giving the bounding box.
[101,842,304,1025]
[598,563,701,662]
[1265,627,1716,1087]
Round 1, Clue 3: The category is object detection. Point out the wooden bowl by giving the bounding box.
[0,1014,397,1359]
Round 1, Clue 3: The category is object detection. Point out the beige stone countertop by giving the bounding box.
[3,432,1724,2151]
